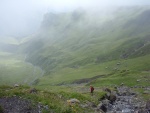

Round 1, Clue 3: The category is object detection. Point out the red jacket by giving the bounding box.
[90,86,94,93]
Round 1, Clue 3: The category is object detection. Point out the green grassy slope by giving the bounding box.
[36,54,150,86]
[0,51,43,85]
[0,85,106,113]
[0,36,44,85]
[8,6,150,86]
[0,7,149,111]
[0,7,149,113]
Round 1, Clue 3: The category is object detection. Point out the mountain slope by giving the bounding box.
[18,6,150,86]
[0,37,44,85]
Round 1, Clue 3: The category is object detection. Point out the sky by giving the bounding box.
[0,0,150,37]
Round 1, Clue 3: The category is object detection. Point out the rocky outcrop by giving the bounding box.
[67,98,80,106]
[0,96,49,113]
[146,100,150,112]
[105,86,149,113]
[29,88,37,94]
[96,86,149,113]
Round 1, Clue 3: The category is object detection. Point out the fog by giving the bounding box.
[0,0,150,38]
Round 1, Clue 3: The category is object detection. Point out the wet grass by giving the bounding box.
[38,54,150,87]
[0,53,43,85]
[0,85,105,113]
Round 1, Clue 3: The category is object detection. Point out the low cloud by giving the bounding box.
[0,0,150,37]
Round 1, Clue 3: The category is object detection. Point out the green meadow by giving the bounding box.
[37,54,150,87]
[0,51,43,85]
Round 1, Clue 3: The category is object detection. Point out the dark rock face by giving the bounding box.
[100,104,107,112]
[97,103,108,113]
[0,97,38,113]
[102,88,116,104]
[108,94,116,104]
[146,100,150,112]
[0,96,49,113]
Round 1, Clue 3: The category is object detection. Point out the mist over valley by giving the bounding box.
[0,1,150,112]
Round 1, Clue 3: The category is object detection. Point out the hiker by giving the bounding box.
[90,85,94,96]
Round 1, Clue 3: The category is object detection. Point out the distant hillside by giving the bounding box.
[0,37,44,85]
[19,7,150,74]
[0,7,150,113]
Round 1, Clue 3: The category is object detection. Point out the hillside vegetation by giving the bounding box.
[17,6,150,87]
[0,6,150,87]
[0,37,44,85]
[0,6,150,113]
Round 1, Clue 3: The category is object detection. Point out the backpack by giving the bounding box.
[91,87,94,91]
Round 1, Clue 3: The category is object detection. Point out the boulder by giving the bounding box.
[146,100,150,110]
[108,94,116,104]
[97,103,107,112]
[104,88,111,93]
[80,104,89,108]
[67,98,80,106]
[143,91,150,94]
[29,88,37,94]
[87,101,97,108]
[14,84,19,87]
[101,99,110,106]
